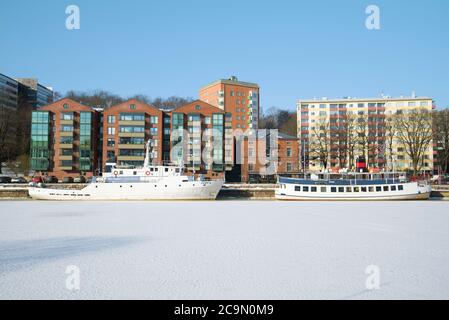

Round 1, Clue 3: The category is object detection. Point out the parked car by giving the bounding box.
[45,176,58,183]
[62,177,74,183]
[74,176,86,183]
[11,177,27,183]
[0,176,12,183]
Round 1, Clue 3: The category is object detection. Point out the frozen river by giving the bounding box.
[0,200,449,299]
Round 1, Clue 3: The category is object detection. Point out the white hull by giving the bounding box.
[276,180,431,201]
[29,180,223,201]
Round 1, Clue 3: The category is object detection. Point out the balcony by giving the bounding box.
[118,144,145,149]
[59,143,73,149]
[60,120,74,125]
[59,155,73,161]
[118,132,145,138]
[117,156,145,161]
[60,131,73,137]
[119,120,145,126]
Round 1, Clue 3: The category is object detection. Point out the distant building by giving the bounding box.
[199,76,260,130]
[297,95,435,172]
[0,73,19,110]
[30,99,100,180]
[239,132,300,183]
[16,78,54,109]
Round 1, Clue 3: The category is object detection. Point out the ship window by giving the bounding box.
[119,171,123,175]
[369,186,374,192]
[311,187,317,192]
[165,168,169,172]
[320,187,327,192]
[303,186,309,192]
[133,171,137,175]
[376,186,382,192]
[383,186,389,191]
[338,187,344,193]
[295,186,301,192]
[155,168,158,171]
[398,185,404,191]
[354,187,360,192]
[346,187,352,192]
[331,187,337,193]
[361,187,367,192]
[176,168,180,173]
[150,168,154,172]
[391,185,397,191]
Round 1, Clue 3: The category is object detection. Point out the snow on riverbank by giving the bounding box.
[0,201,448,299]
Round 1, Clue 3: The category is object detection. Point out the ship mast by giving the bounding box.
[144,139,153,168]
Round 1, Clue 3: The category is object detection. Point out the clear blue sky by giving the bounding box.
[1,0,448,110]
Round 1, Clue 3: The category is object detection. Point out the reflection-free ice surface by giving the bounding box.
[0,200,448,299]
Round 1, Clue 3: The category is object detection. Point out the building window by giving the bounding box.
[150,116,158,124]
[204,117,211,125]
[286,147,292,157]
[107,115,116,124]
[63,103,69,109]
[60,112,73,120]
[108,127,116,135]
[287,163,292,172]
[120,113,144,121]
[107,138,115,147]
[130,104,136,110]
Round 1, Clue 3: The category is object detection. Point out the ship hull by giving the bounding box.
[29,180,223,201]
[276,177,431,201]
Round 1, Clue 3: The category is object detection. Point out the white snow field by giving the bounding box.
[0,200,449,300]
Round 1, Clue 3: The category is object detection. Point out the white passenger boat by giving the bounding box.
[275,172,431,201]
[29,141,223,201]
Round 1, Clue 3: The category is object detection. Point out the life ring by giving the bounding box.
[113,171,119,176]
[145,171,151,176]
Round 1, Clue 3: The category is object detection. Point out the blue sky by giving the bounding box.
[1,0,448,110]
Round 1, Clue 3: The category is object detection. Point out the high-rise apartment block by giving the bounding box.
[199,76,260,130]
[297,96,435,172]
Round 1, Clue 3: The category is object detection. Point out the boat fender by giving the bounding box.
[113,170,119,176]
[145,171,151,176]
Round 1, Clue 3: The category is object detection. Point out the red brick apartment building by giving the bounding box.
[30,98,100,180]
[239,132,300,183]
[29,79,299,182]
[102,99,163,171]
[164,100,234,179]
[199,76,260,130]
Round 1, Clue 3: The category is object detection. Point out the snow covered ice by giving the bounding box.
[1,200,449,299]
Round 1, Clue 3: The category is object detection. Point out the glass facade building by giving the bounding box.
[30,111,50,171]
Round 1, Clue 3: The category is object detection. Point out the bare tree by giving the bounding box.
[394,108,433,174]
[343,113,358,170]
[309,119,330,170]
[385,114,398,171]
[0,105,15,174]
[356,114,368,160]
[433,109,449,174]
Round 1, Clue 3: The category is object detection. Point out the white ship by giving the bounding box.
[276,172,431,201]
[29,141,223,201]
